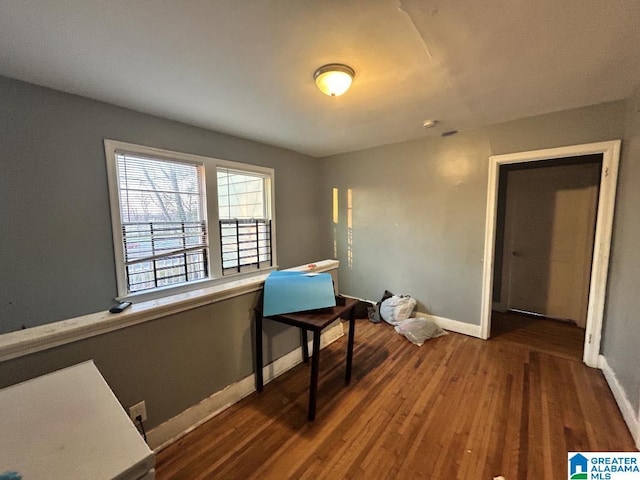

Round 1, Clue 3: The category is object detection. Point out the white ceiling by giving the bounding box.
[1,0,639,157]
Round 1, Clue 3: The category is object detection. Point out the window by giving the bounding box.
[105,140,275,300]
[115,153,208,293]
[218,168,273,274]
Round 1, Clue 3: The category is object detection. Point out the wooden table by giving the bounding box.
[254,296,358,421]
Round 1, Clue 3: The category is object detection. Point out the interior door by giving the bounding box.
[503,163,600,326]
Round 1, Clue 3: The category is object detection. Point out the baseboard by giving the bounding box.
[599,354,640,449]
[355,295,481,339]
[147,321,344,451]
[416,312,482,338]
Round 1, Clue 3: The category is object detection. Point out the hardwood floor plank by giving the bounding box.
[156,318,636,480]
[491,310,585,361]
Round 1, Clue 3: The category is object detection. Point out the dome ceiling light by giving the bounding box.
[314,64,355,97]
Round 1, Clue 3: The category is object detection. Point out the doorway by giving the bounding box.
[500,158,601,319]
[479,141,621,367]
[490,158,602,361]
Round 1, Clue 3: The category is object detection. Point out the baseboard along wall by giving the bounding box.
[148,321,344,451]
[598,355,640,450]
[148,312,637,453]
[340,294,483,339]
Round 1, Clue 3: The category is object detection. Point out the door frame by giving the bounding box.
[479,140,621,367]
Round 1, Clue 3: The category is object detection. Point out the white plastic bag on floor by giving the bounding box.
[394,317,448,346]
[380,295,416,325]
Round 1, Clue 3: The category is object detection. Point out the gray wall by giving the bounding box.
[321,132,492,324]
[0,75,325,430]
[601,85,640,414]
[320,101,626,326]
[0,291,303,430]
[0,76,324,333]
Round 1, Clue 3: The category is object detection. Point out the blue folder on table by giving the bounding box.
[263,271,336,316]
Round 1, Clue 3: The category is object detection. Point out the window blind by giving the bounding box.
[116,153,209,292]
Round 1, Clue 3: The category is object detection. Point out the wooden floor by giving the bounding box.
[156,317,636,480]
[490,310,585,362]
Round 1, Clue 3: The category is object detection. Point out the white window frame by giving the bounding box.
[104,139,277,302]
[217,167,274,275]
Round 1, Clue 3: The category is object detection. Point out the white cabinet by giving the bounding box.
[0,361,154,479]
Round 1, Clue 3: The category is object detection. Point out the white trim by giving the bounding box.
[0,260,339,363]
[103,139,278,301]
[104,140,129,298]
[479,141,621,368]
[598,355,640,449]
[416,312,482,338]
[116,266,276,303]
[480,152,500,341]
[354,295,482,338]
[149,322,345,451]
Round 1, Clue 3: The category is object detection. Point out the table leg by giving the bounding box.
[255,310,263,392]
[345,306,356,385]
[308,330,321,421]
[301,328,309,363]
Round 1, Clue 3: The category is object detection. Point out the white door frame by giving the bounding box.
[479,140,621,367]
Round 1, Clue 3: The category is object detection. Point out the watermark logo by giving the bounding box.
[568,452,640,479]
[569,453,589,479]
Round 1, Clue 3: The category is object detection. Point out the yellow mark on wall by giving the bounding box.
[333,188,339,257]
[347,188,353,227]
[347,188,353,268]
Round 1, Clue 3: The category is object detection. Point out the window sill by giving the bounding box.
[0,260,339,363]
[117,266,277,304]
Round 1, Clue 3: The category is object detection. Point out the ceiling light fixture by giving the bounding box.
[422,119,438,129]
[314,64,355,97]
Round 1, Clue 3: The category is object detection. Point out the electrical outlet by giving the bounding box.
[129,400,147,422]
